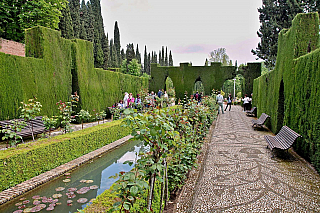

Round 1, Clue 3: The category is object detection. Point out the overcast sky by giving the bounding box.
[97,0,263,66]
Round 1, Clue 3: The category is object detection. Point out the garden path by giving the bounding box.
[177,105,320,212]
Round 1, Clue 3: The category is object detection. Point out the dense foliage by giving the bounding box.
[0,0,68,42]
[253,13,320,172]
[252,0,319,69]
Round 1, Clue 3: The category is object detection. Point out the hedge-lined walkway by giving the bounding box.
[177,105,320,212]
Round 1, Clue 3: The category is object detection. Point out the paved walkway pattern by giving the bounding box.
[188,106,320,212]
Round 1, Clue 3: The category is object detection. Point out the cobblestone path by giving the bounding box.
[186,106,320,212]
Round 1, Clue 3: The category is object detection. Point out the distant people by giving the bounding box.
[163,91,168,100]
[135,94,141,107]
[194,91,199,102]
[216,91,224,114]
[225,94,232,111]
[199,92,203,103]
[127,93,135,108]
[242,94,250,111]
[117,100,124,109]
[123,92,129,108]
[157,89,163,98]
[150,91,155,107]
[248,93,253,110]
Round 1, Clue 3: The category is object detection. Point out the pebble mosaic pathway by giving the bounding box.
[177,105,320,212]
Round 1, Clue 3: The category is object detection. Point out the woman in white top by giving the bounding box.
[242,94,251,111]
[123,92,129,108]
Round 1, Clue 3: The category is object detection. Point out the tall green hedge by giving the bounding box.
[0,26,148,120]
[0,120,130,191]
[150,62,236,100]
[253,12,320,172]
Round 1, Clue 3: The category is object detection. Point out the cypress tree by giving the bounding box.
[169,50,173,66]
[121,49,126,61]
[165,47,168,66]
[147,53,151,75]
[79,0,87,40]
[85,2,95,43]
[114,21,121,67]
[252,0,303,69]
[154,51,157,64]
[59,3,74,39]
[69,0,81,38]
[144,46,148,74]
[161,46,165,66]
[205,58,208,66]
[101,33,110,69]
[126,43,135,62]
[159,50,162,65]
[136,44,141,64]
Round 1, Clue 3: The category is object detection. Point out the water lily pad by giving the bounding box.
[32,195,41,200]
[55,187,65,191]
[66,192,76,199]
[46,206,54,211]
[56,202,62,205]
[67,200,73,204]
[76,187,90,194]
[65,176,71,178]
[49,203,56,207]
[85,180,93,183]
[15,202,22,206]
[67,203,73,206]
[67,187,77,192]
[19,198,26,201]
[63,179,71,183]
[77,198,88,203]
[90,185,98,190]
[13,210,23,213]
[38,204,46,208]
[52,194,62,199]
[52,199,59,203]
[80,179,86,183]
[33,200,41,205]
[64,172,71,176]
[22,200,30,204]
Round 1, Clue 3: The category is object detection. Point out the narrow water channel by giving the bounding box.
[0,140,146,213]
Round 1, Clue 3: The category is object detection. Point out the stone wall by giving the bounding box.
[0,38,25,57]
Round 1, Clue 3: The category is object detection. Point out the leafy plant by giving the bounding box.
[19,98,42,141]
[1,120,27,147]
[56,100,74,134]
[77,109,91,129]
[94,110,107,124]
[42,116,57,136]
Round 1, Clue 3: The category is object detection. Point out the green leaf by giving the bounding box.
[123,202,131,210]
[130,186,138,196]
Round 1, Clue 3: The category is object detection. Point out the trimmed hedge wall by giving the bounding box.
[253,12,320,171]
[0,120,130,191]
[150,62,236,100]
[0,26,148,120]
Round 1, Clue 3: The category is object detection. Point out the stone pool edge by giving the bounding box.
[0,134,133,206]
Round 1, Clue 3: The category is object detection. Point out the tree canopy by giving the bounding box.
[0,0,68,42]
[208,48,232,66]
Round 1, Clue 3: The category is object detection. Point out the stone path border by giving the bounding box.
[0,134,133,205]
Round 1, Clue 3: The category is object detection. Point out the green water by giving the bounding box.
[0,140,146,213]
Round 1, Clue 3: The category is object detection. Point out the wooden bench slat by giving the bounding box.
[265,126,301,151]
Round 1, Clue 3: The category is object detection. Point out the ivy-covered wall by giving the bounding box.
[253,12,320,171]
[150,62,236,100]
[0,26,148,120]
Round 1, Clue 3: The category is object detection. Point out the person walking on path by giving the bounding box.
[225,94,232,111]
[242,94,250,111]
[216,91,224,114]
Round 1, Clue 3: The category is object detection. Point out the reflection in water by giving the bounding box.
[0,140,145,213]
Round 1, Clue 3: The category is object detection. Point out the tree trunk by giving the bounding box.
[147,173,156,210]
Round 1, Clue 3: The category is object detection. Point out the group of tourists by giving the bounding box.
[112,89,170,110]
[215,92,253,114]
[193,91,203,103]
[112,92,142,109]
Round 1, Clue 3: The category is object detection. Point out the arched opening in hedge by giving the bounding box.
[165,76,176,100]
[193,77,205,96]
